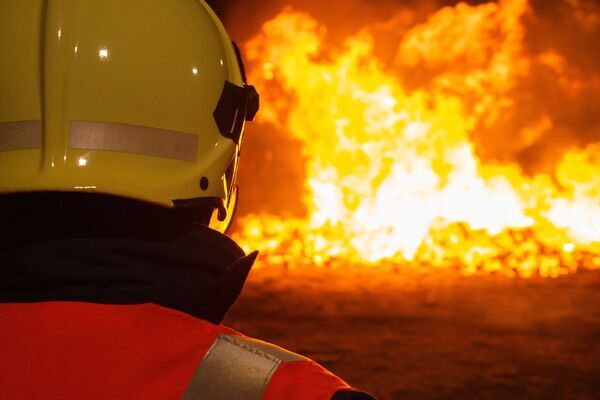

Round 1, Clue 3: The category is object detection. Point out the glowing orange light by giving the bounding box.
[235,0,600,277]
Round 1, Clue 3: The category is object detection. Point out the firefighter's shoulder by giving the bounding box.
[183,332,376,400]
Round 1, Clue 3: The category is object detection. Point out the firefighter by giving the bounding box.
[0,1,375,399]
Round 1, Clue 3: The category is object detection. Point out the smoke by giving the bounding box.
[206,0,599,217]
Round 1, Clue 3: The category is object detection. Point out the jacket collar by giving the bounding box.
[0,226,257,324]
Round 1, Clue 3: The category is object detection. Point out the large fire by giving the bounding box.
[233,0,600,277]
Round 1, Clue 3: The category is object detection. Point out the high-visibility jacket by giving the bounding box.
[0,301,371,399]
[0,228,375,399]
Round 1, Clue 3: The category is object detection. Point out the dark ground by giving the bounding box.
[225,266,600,400]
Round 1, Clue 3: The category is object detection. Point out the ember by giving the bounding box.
[232,0,599,277]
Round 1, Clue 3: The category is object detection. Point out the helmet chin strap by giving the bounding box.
[209,185,239,234]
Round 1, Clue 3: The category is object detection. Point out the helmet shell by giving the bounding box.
[0,0,246,217]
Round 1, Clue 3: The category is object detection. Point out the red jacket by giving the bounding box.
[0,229,374,399]
[0,301,357,399]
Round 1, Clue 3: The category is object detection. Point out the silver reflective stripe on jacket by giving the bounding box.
[70,121,199,162]
[0,121,42,151]
[182,334,305,400]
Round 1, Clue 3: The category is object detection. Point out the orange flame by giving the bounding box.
[234,0,600,277]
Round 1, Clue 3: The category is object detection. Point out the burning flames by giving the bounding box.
[233,0,600,277]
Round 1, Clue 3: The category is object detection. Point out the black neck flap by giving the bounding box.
[0,226,258,324]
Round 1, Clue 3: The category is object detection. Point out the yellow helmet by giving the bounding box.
[0,0,258,233]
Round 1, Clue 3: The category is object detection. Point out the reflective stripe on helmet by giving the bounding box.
[69,121,199,162]
[0,121,42,151]
[182,334,305,400]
